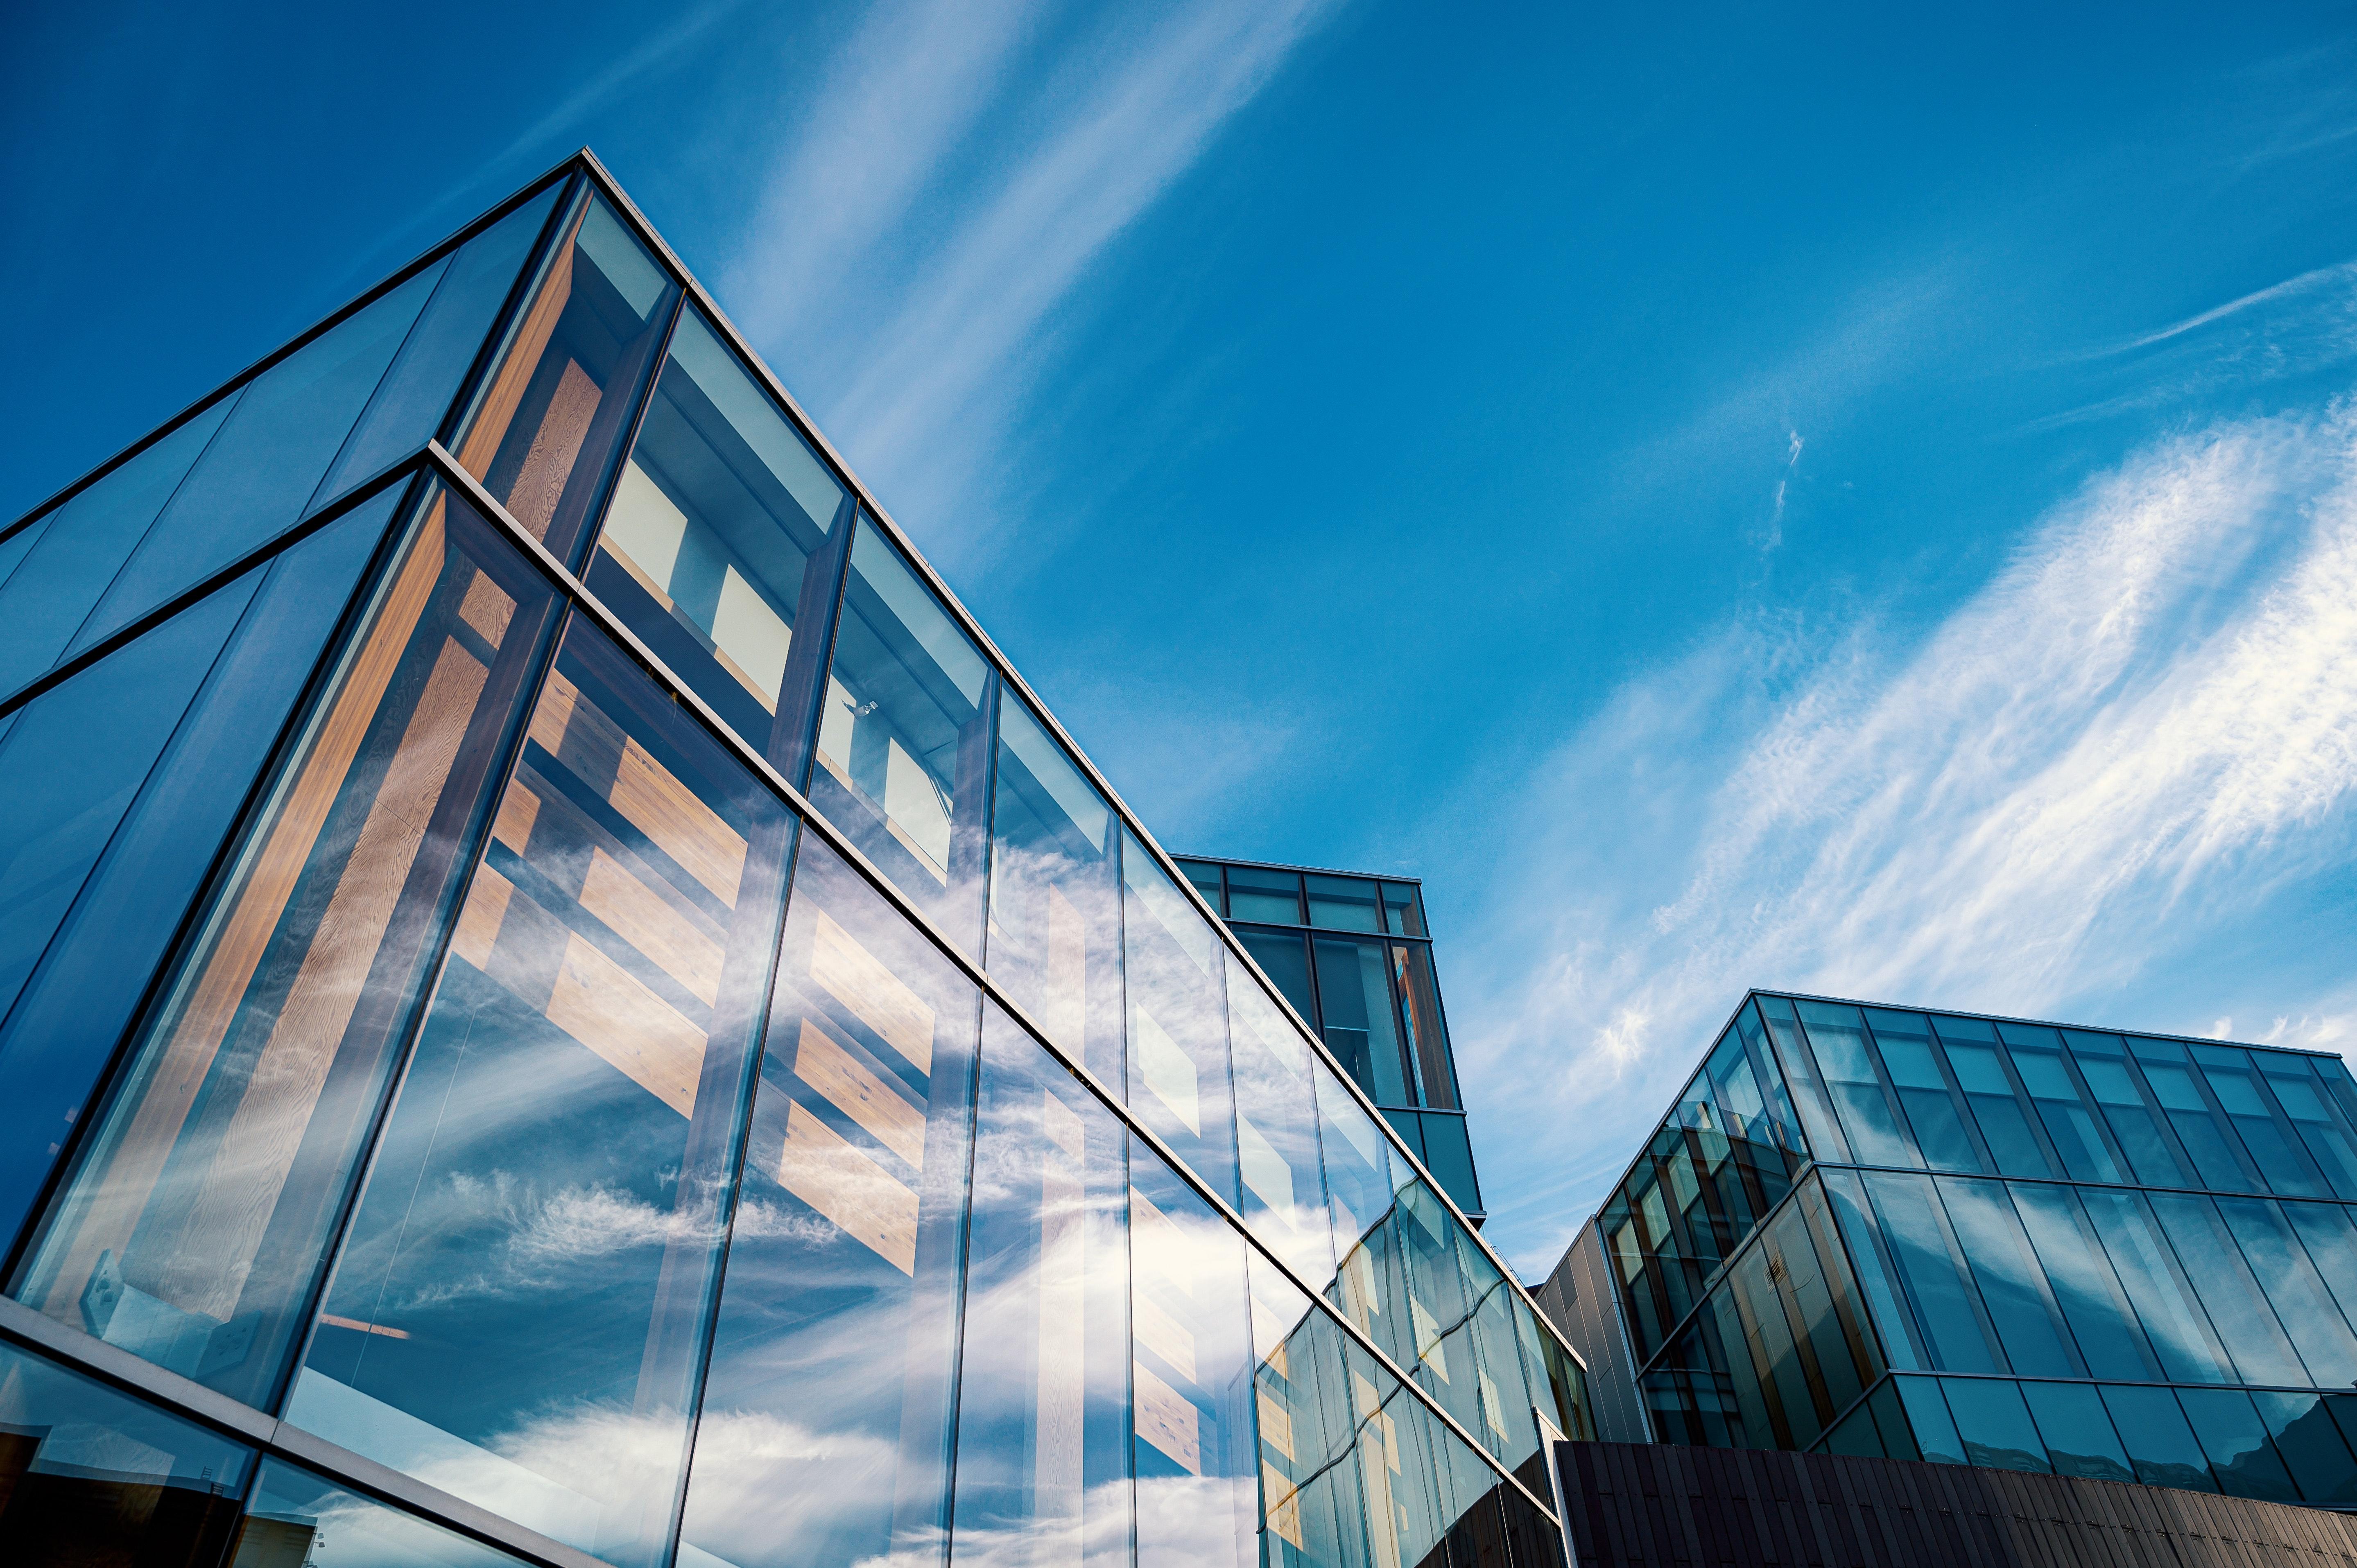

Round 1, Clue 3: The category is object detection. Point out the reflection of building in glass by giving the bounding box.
[1538,990,2357,1510]
[0,151,1588,1565]
[1177,857,1481,1221]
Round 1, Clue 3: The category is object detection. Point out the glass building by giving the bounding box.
[0,152,1590,1566]
[1174,859,1478,1222]
[1536,990,2357,1511]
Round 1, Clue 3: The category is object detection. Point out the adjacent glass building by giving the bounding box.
[0,152,1588,1566]
[1535,990,2357,1510]
[1174,859,1478,1222]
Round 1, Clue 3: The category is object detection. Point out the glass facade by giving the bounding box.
[1543,989,2357,1509]
[1176,857,1479,1220]
[0,154,1585,1568]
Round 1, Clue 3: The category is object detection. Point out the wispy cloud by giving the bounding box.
[722,0,1345,569]
[1452,403,2357,1273]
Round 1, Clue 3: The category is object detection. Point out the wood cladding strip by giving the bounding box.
[778,1099,917,1275]
[810,911,934,1074]
[530,669,745,906]
[166,633,490,1320]
[491,781,539,855]
[546,932,706,1118]
[457,568,516,648]
[36,507,451,1318]
[455,239,574,477]
[449,863,513,970]
[507,361,599,540]
[791,1019,924,1167]
[1134,1360,1203,1476]
[580,847,723,1007]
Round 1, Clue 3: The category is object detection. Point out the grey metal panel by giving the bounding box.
[1540,1221,1649,1443]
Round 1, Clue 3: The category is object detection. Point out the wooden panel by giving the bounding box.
[580,846,724,1006]
[811,911,933,1073]
[455,240,574,476]
[530,669,746,906]
[778,1099,917,1274]
[546,932,707,1118]
[450,863,513,969]
[1258,1389,1296,1461]
[1134,1360,1202,1475]
[507,359,599,539]
[457,568,516,648]
[491,780,539,854]
[792,1019,925,1167]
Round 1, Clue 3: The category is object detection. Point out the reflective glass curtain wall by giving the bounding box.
[1551,988,2357,1511]
[0,153,1586,1568]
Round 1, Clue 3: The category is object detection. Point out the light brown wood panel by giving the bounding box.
[36,511,452,1317]
[1133,1361,1202,1475]
[450,863,513,970]
[491,781,539,855]
[778,1100,917,1275]
[531,670,745,907]
[165,634,490,1320]
[1256,1390,1296,1462]
[791,1019,925,1167]
[513,763,726,952]
[507,361,599,539]
[811,911,933,1074]
[455,242,574,477]
[580,847,723,1006]
[457,569,516,648]
[546,932,707,1118]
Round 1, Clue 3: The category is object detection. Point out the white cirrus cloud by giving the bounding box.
[1448,402,2357,1274]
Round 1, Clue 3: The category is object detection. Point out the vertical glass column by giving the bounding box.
[948,1003,1133,1568]
[1226,973,1335,1284]
[676,837,981,1568]
[15,484,559,1407]
[452,190,681,568]
[284,614,797,1568]
[1122,830,1241,1207]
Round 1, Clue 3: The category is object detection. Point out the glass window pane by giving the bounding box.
[2217,1196,2357,1382]
[1933,1178,2077,1376]
[1305,874,1380,932]
[0,490,401,1249]
[1817,1168,1923,1370]
[2178,1387,2299,1502]
[948,1003,1132,1568]
[2134,1039,2257,1191]
[1236,927,1314,1028]
[2284,1200,2357,1349]
[1174,858,1224,912]
[1380,883,1423,937]
[1391,944,1456,1111]
[1938,1033,2054,1177]
[318,185,567,507]
[2020,1380,2133,1483]
[1939,1377,2049,1472]
[0,509,50,589]
[2077,1187,2233,1382]
[2006,1182,2162,1380]
[75,271,444,659]
[2260,1055,2357,1199]
[1129,1135,1256,1568]
[1249,1256,1362,1568]
[1314,937,1411,1107]
[2196,1047,2326,1196]
[12,485,559,1405]
[287,616,793,1567]
[1796,1002,1916,1166]
[1122,830,1240,1205]
[234,1458,533,1567]
[0,1338,253,1557]
[1757,994,1849,1163]
[2099,1384,2217,1491]
[984,691,1121,1084]
[812,518,994,953]
[1860,1172,1999,1372]
[1866,1012,1980,1172]
[454,192,679,564]
[586,307,847,771]
[1224,865,1301,924]
[2065,1033,2188,1185]
[2148,1191,2309,1386]
[1893,1376,1965,1464]
[1318,1059,1400,1268]
[1419,1114,1482,1217]
[676,835,980,1568]
[1999,1030,2122,1182]
[1228,973,1335,1282]
[2255,1390,2357,1504]
[0,396,233,699]
[1342,1340,1449,1568]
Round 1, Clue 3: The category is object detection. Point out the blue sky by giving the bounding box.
[9,0,2357,1276]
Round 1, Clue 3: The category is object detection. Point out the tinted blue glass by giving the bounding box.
[2178,1388,2299,1502]
[1734,1000,1806,1155]
[2254,1391,2357,1504]
[1225,974,1334,1283]
[1314,935,1411,1106]
[1818,1168,1923,1370]
[2132,1039,2256,1191]
[237,1459,533,1568]
[0,510,51,587]
[1893,1376,1966,1464]
[2065,1034,2187,1186]
[0,398,233,699]
[2077,1187,2232,1381]
[1938,1027,2053,1177]
[1122,830,1241,1206]
[1796,1002,1916,1166]
[2258,1055,2357,1198]
[1868,1013,1981,1172]
[315,186,565,505]
[1757,994,1849,1162]
[2000,1033,2120,1182]
[1317,1057,1400,1265]
[2195,1046,2324,1196]
[2020,1380,2133,1483]
[1940,1378,2049,1472]
[2149,1191,2310,1385]
[1863,1172,1998,1372]
[1934,1179,2077,1376]
[2099,1383,2217,1491]
[2283,1202,2357,1341]
[0,493,398,1250]
[2006,1182,2161,1380]
[1236,927,1314,1026]
[72,269,439,658]
[2216,1197,2357,1383]
[1419,1113,1482,1216]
